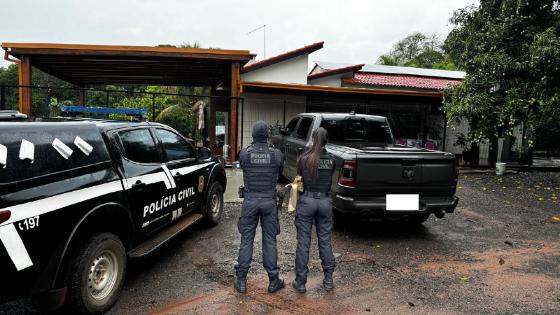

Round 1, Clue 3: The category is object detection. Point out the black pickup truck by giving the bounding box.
[271,113,459,222]
[0,117,226,314]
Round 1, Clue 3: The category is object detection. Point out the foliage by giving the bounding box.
[443,0,560,152]
[0,64,19,86]
[377,32,456,69]
[156,104,196,138]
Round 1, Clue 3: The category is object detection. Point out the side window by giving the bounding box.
[285,118,300,134]
[295,117,313,140]
[155,128,195,161]
[119,129,160,164]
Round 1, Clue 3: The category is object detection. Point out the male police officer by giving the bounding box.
[234,121,285,293]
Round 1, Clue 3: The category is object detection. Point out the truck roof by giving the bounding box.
[12,118,168,132]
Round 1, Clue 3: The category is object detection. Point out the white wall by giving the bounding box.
[239,92,306,147]
[241,55,309,85]
[445,117,470,154]
[307,72,354,87]
[308,74,343,87]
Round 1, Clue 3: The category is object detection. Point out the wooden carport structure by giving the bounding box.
[1,42,252,161]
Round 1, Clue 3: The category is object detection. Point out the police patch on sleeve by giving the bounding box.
[250,153,271,164]
[318,158,334,170]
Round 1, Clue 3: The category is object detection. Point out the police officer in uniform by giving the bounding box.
[234,121,285,294]
[292,127,336,293]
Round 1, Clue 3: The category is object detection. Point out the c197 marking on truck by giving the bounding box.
[18,216,40,231]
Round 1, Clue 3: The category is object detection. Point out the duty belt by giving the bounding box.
[301,191,330,198]
[244,191,277,199]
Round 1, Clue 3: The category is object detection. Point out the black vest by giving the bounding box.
[302,152,335,193]
[243,143,279,194]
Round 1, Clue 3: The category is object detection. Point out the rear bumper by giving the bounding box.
[333,194,459,215]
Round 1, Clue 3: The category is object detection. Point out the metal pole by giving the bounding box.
[151,94,156,122]
[442,115,447,151]
[0,84,5,110]
[283,100,286,127]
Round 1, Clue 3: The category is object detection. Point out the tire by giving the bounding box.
[66,233,126,315]
[408,213,431,224]
[203,181,224,226]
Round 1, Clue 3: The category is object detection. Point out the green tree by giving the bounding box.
[443,0,560,154]
[0,63,19,86]
[377,32,455,69]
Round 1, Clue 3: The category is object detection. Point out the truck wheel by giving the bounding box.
[204,182,223,226]
[66,233,126,314]
[408,213,431,224]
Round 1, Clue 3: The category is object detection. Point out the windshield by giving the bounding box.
[320,117,394,144]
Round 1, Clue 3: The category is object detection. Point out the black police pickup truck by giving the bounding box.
[0,118,226,313]
[271,113,459,223]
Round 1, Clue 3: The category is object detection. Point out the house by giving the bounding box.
[239,42,469,157]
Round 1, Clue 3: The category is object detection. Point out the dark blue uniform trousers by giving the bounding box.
[294,195,336,285]
[235,196,280,280]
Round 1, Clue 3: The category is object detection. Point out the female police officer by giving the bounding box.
[292,127,336,293]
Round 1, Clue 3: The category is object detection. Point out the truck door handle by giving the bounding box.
[297,147,303,153]
[132,180,146,188]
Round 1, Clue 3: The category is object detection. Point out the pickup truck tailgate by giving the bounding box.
[354,149,456,196]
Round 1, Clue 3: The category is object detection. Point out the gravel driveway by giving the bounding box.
[2,172,559,314]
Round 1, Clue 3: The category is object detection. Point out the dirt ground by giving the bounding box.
[1,171,559,314]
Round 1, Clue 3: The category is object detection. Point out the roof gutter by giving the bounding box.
[3,48,20,64]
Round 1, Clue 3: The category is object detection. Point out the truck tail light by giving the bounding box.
[0,210,11,224]
[338,160,356,187]
[453,166,459,184]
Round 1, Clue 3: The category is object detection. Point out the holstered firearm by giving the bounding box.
[238,185,244,198]
[277,190,285,212]
[276,190,285,235]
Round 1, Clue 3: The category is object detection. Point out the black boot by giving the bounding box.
[323,272,334,290]
[291,280,306,293]
[234,274,247,293]
[268,277,285,293]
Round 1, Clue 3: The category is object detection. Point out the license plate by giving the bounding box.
[386,194,419,211]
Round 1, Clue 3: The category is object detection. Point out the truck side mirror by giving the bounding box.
[197,147,212,159]
[279,128,289,136]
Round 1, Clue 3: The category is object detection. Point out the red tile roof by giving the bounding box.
[307,64,364,81]
[241,41,324,73]
[343,72,462,90]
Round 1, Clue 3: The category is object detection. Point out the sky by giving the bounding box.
[0,0,478,68]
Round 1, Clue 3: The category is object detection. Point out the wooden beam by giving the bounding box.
[78,85,86,105]
[18,56,32,116]
[2,42,251,58]
[229,62,240,162]
[208,86,218,155]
